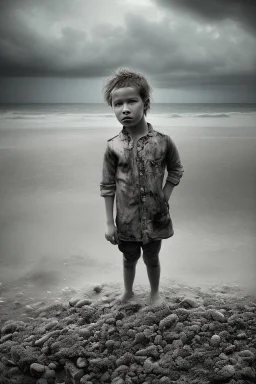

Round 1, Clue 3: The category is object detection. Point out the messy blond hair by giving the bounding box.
[103,68,152,115]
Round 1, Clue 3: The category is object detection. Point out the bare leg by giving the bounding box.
[146,263,163,305]
[121,262,137,302]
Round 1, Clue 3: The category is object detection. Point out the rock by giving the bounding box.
[217,364,235,379]
[45,320,59,330]
[210,310,225,322]
[174,308,189,321]
[237,332,247,339]
[30,363,46,377]
[143,326,156,338]
[75,298,92,308]
[100,370,110,381]
[105,317,116,324]
[219,353,228,360]
[112,365,129,379]
[1,321,25,334]
[116,352,133,367]
[36,379,48,384]
[154,334,162,345]
[159,314,179,329]
[48,363,56,370]
[238,349,255,361]
[80,374,93,383]
[143,358,154,373]
[65,360,84,383]
[0,334,12,343]
[41,369,56,381]
[35,330,60,347]
[105,340,115,348]
[134,332,147,344]
[1,357,16,366]
[240,366,256,379]
[210,334,221,346]
[135,345,159,359]
[11,345,38,367]
[93,285,102,293]
[225,344,236,354]
[69,297,80,307]
[112,378,125,384]
[25,305,34,311]
[179,297,199,308]
[76,357,88,368]
[159,377,172,384]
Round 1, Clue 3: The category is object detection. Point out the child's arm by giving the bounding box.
[163,181,175,202]
[163,136,184,202]
[100,142,118,245]
[104,196,118,245]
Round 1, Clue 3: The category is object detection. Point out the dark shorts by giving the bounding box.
[118,240,162,268]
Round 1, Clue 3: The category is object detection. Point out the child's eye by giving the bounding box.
[115,102,122,107]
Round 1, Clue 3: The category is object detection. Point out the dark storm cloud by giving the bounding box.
[157,0,256,34]
[0,0,255,90]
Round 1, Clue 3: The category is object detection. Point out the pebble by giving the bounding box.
[48,363,57,370]
[210,310,226,322]
[143,358,154,373]
[240,366,256,379]
[217,364,235,379]
[30,363,46,376]
[237,332,247,339]
[159,314,179,329]
[36,379,48,384]
[219,353,228,360]
[76,357,88,368]
[69,297,80,307]
[210,334,221,346]
[75,298,92,307]
[93,285,102,293]
[238,349,255,361]
[179,297,199,308]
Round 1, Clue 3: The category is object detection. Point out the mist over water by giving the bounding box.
[0,103,255,299]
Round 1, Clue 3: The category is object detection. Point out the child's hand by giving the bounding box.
[105,223,118,245]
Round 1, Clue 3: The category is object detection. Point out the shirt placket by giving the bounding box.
[137,140,147,236]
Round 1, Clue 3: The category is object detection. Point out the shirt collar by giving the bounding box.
[119,122,154,141]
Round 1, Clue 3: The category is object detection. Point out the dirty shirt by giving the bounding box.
[100,123,184,244]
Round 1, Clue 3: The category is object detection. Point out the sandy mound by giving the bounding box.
[0,282,256,384]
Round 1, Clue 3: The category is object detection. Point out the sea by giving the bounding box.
[1,102,256,128]
[0,103,255,298]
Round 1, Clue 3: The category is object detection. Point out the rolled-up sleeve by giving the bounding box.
[165,135,184,186]
[100,142,118,197]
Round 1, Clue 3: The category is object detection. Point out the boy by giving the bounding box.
[100,68,184,305]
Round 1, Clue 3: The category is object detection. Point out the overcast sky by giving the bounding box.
[0,0,256,103]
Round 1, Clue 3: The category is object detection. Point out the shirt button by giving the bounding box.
[139,172,143,176]
[140,187,144,191]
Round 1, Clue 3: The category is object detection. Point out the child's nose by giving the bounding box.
[122,103,130,113]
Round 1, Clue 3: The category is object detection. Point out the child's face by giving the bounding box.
[111,87,145,127]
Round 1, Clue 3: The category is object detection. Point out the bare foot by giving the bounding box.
[118,291,135,303]
[148,292,164,306]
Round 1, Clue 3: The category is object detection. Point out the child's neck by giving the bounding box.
[124,115,148,141]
